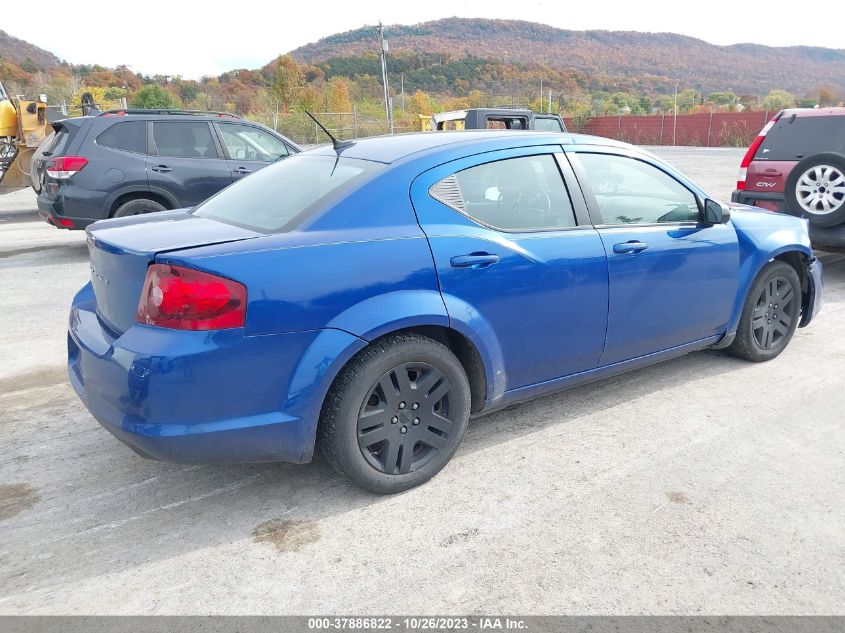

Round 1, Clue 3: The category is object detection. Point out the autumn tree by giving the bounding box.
[325,78,352,112]
[410,89,434,116]
[132,85,179,109]
[271,55,304,113]
[762,90,795,111]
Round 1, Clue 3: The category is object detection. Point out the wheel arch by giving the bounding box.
[104,187,178,218]
[296,291,505,461]
[726,245,814,338]
[297,321,492,463]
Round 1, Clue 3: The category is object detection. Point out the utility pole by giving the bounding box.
[539,78,543,110]
[548,90,552,114]
[377,22,394,134]
[673,85,678,146]
[400,73,405,112]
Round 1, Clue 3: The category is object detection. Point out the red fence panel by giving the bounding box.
[563,111,773,147]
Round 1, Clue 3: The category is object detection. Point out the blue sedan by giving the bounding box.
[69,131,823,493]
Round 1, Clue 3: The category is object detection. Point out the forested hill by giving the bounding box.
[0,30,62,70]
[290,18,845,95]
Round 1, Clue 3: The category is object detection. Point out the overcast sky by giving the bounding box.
[5,0,834,79]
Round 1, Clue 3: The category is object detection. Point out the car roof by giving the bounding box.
[778,106,845,119]
[308,130,634,164]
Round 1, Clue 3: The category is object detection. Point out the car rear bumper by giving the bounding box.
[38,194,97,230]
[732,190,845,248]
[68,282,364,464]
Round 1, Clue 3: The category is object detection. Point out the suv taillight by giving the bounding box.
[45,156,88,179]
[136,264,247,330]
[737,115,780,190]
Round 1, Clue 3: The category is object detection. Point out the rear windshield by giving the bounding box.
[193,154,382,232]
[43,127,70,157]
[757,115,845,161]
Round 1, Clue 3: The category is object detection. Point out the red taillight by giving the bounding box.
[45,156,88,179]
[136,264,247,330]
[56,218,75,228]
[737,117,778,190]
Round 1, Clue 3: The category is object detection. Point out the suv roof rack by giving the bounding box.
[98,109,241,118]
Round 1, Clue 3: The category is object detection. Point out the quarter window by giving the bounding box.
[430,155,577,231]
[577,153,700,224]
[152,121,218,159]
[96,121,147,154]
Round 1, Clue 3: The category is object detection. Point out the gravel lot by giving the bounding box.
[0,147,843,615]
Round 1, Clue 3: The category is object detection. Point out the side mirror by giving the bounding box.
[704,199,731,224]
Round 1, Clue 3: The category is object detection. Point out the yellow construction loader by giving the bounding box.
[0,80,52,194]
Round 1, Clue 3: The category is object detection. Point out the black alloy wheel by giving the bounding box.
[727,260,802,362]
[357,362,454,475]
[750,275,797,352]
[319,333,471,494]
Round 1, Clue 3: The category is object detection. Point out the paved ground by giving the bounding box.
[0,148,843,615]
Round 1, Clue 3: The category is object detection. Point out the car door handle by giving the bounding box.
[450,253,500,268]
[233,166,252,175]
[612,241,649,254]
[151,165,172,173]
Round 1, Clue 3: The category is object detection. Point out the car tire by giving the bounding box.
[113,198,166,218]
[727,261,802,362]
[319,333,471,494]
[785,152,845,227]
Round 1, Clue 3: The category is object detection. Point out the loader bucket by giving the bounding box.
[0,145,36,194]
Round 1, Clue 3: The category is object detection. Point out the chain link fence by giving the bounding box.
[249,110,770,148]
[246,111,419,145]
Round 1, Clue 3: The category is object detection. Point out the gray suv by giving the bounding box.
[33,109,300,229]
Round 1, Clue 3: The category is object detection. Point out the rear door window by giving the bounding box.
[152,121,219,159]
[430,154,577,231]
[96,121,147,154]
[757,115,845,160]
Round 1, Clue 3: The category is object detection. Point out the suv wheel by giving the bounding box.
[113,198,166,218]
[785,152,845,227]
[319,333,471,494]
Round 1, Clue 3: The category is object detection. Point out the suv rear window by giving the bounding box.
[43,127,70,157]
[757,115,845,161]
[96,121,147,154]
[194,154,382,232]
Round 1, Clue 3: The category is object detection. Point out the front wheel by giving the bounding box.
[727,261,801,362]
[319,333,471,494]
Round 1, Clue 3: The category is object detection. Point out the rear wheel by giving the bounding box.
[113,198,166,218]
[785,153,845,227]
[727,261,801,362]
[319,333,471,494]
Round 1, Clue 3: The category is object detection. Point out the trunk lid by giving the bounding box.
[86,211,263,333]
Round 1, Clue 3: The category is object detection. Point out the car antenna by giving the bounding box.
[305,110,355,151]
